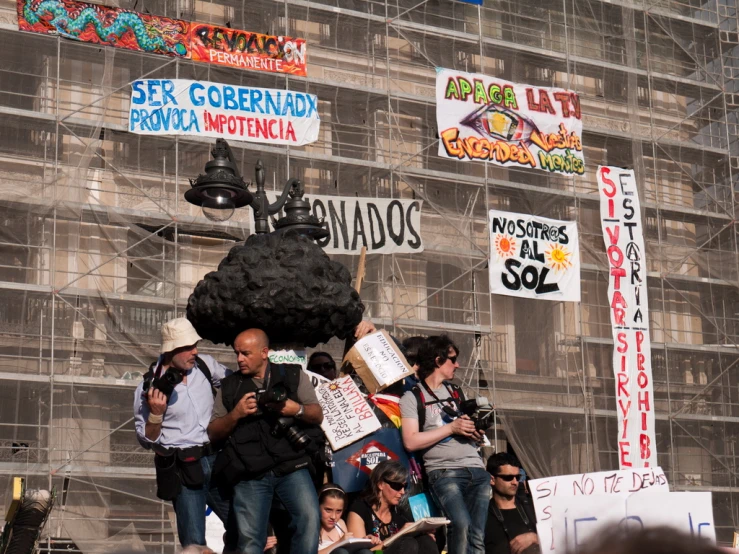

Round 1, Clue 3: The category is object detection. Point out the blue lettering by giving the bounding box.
[130,109,141,130]
[266,90,280,115]
[172,108,181,130]
[139,109,151,131]
[160,108,171,130]
[189,83,205,106]
[149,109,161,131]
[306,94,318,117]
[224,86,238,110]
[250,89,264,114]
[238,87,250,112]
[189,110,200,132]
[282,93,294,116]
[147,80,162,107]
[697,522,711,537]
[131,81,146,105]
[574,517,597,552]
[294,93,306,117]
[207,86,222,108]
[162,80,178,106]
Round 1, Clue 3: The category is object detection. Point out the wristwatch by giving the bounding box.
[295,403,305,419]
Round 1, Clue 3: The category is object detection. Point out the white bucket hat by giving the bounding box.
[160,318,202,354]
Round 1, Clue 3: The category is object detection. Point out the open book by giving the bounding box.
[382,517,450,548]
[324,537,375,554]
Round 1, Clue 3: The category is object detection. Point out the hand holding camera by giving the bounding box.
[146,387,168,417]
[233,392,259,419]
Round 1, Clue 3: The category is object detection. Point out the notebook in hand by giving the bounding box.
[324,537,376,554]
[382,517,450,548]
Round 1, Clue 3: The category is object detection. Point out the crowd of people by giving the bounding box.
[132,317,545,554]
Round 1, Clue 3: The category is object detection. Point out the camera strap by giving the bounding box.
[491,500,534,540]
[420,379,461,414]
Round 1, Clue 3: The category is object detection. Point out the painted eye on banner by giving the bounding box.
[494,234,517,258]
[461,104,539,142]
[545,243,572,272]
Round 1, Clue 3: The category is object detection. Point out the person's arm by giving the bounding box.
[267,370,324,424]
[134,383,167,447]
[509,533,538,554]
[208,391,257,442]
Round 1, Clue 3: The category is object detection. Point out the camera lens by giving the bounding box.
[285,426,311,449]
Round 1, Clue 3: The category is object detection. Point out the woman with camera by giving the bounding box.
[347,461,439,554]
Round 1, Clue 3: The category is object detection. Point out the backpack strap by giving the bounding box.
[195,356,216,398]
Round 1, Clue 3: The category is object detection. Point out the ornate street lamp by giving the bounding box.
[184,139,328,240]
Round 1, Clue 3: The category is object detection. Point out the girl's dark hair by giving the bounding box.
[417,335,459,381]
[318,483,346,505]
[361,460,409,509]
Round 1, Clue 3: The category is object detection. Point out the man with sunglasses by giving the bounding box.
[400,335,490,554]
[484,453,539,554]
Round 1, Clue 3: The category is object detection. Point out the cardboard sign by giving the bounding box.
[342,331,411,393]
[551,492,715,553]
[269,349,306,369]
[436,68,584,175]
[317,376,382,450]
[189,23,307,76]
[489,210,580,302]
[597,167,656,469]
[128,79,320,146]
[304,369,330,389]
[530,467,668,554]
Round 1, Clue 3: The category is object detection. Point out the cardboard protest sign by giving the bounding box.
[269,349,306,369]
[488,210,580,302]
[128,79,320,146]
[342,330,411,393]
[189,23,307,76]
[304,369,330,389]
[331,427,409,493]
[317,376,382,450]
[597,167,656,469]
[436,68,584,175]
[551,492,715,553]
[530,467,668,554]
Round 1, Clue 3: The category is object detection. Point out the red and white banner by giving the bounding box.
[597,166,656,469]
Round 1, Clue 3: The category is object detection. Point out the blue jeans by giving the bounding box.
[428,467,490,554]
[232,468,319,554]
[172,454,231,547]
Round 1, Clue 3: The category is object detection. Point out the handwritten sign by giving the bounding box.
[128,79,320,146]
[304,369,330,389]
[530,467,668,554]
[597,167,656,469]
[436,68,584,175]
[317,376,382,450]
[489,210,580,302]
[551,492,715,553]
[343,330,412,393]
[269,349,306,369]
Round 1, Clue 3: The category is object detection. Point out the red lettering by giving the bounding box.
[607,245,624,267]
[619,441,632,467]
[358,410,373,421]
[570,93,581,119]
[286,121,296,142]
[618,372,630,397]
[247,118,255,137]
[608,198,615,218]
[637,353,645,371]
[553,91,571,117]
[236,115,246,135]
[600,167,617,198]
[636,331,644,352]
[538,90,556,114]
[269,119,278,139]
[255,118,268,138]
[622,416,629,439]
[637,371,648,388]
[206,111,220,132]
[618,398,631,418]
[641,411,648,431]
[611,267,626,289]
[525,88,540,111]
[218,114,227,132]
[616,332,628,353]
[605,225,620,246]
[640,434,651,463]
[227,116,236,134]
[638,390,650,411]
[614,308,626,325]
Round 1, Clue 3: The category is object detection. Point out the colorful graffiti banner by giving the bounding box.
[17,0,308,76]
[18,0,189,56]
[597,166,656,470]
[488,209,580,302]
[189,23,307,77]
[435,68,585,175]
[128,79,320,146]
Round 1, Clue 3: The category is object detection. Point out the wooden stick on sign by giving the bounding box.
[355,246,367,293]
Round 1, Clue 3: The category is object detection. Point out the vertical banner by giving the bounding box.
[488,209,580,302]
[597,166,656,469]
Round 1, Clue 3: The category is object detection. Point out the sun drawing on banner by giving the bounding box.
[494,235,517,258]
[544,243,572,272]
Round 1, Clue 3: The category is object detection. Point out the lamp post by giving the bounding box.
[184,138,328,240]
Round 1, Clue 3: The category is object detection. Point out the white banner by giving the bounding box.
[253,193,423,255]
[551,492,714,553]
[597,167,656,469]
[317,376,382,450]
[269,349,306,369]
[436,68,584,176]
[128,79,320,146]
[488,210,580,302]
[530,467,668,554]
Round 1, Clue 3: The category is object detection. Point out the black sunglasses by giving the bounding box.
[309,362,335,371]
[447,355,458,364]
[384,480,406,491]
[495,473,523,482]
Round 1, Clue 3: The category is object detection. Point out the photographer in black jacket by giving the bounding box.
[484,453,539,554]
[208,328,324,554]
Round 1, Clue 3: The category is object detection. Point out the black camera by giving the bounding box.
[271,416,312,450]
[444,397,494,432]
[142,367,183,401]
[256,383,288,406]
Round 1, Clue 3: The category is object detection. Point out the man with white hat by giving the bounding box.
[133,317,233,548]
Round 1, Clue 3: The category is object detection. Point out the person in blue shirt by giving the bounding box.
[133,317,232,548]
